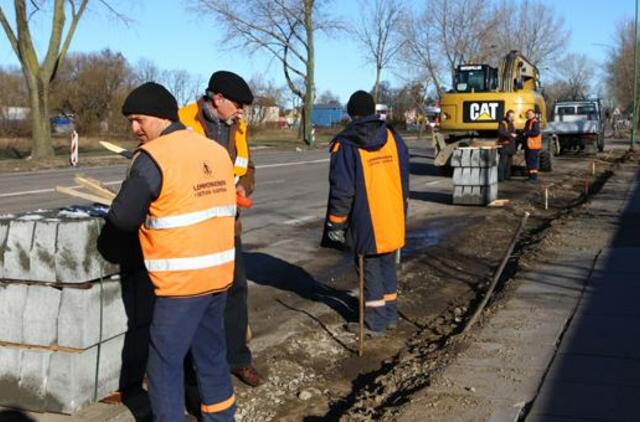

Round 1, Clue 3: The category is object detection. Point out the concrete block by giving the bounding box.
[0,283,28,343]
[22,285,62,346]
[58,280,129,349]
[29,219,59,282]
[452,148,498,168]
[55,219,118,284]
[3,220,35,280]
[453,184,498,205]
[0,219,9,279]
[18,349,52,411]
[0,347,23,406]
[0,329,149,414]
[470,148,498,167]
[453,167,498,186]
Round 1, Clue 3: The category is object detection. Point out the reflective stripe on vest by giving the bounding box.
[145,248,235,272]
[137,130,236,297]
[145,205,237,230]
[233,119,249,177]
[526,119,542,150]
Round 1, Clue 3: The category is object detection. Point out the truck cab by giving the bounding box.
[545,100,604,154]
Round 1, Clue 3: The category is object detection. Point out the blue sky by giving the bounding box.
[0,0,635,103]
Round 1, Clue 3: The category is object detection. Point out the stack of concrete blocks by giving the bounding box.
[0,213,154,414]
[451,147,499,205]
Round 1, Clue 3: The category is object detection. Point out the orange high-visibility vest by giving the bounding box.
[178,102,250,180]
[358,129,406,254]
[526,118,542,150]
[498,120,511,145]
[137,130,236,297]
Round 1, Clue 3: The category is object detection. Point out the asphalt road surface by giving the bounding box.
[0,141,451,235]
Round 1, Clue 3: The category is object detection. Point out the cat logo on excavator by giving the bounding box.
[463,101,504,122]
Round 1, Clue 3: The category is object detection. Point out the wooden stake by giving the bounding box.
[358,254,365,357]
[544,187,549,210]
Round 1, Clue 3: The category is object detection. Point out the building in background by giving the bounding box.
[311,104,345,127]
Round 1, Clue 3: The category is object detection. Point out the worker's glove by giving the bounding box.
[326,221,346,244]
[321,220,348,250]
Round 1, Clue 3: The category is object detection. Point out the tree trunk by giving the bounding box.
[28,76,54,159]
[373,65,382,103]
[303,0,315,146]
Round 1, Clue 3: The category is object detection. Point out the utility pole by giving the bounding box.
[633,0,639,150]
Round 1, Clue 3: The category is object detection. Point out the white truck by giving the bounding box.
[545,100,605,155]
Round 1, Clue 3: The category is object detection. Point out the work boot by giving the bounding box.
[231,365,265,387]
[346,322,385,338]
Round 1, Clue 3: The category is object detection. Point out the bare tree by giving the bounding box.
[607,19,635,114]
[493,0,569,68]
[0,1,125,158]
[194,0,337,145]
[399,12,445,95]
[162,69,202,106]
[549,53,594,100]
[354,0,405,102]
[316,90,340,105]
[400,0,499,93]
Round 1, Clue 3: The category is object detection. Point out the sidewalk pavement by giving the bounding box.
[396,161,640,422]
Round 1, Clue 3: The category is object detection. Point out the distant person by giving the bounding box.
[179,71,264,387]
[321,90,410,336]
[108,82,237,421]
[497,109,517,181]
[523,109,542,182]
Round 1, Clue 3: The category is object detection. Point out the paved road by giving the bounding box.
[0,141,450,234]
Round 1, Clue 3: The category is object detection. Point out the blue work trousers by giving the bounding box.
[357,252,399,332]
[147,293,235,422]
[525,149,540,180]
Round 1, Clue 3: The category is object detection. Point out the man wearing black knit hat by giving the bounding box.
[322,90,410,337]
[108,82,238,421]
[179,71,265,387]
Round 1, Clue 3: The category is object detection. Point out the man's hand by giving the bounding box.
[236,184,247,198]
[326,221,346,244]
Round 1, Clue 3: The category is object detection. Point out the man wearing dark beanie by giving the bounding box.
[179,71,265,387]
[107,82,238,421]
[321,90,410,337]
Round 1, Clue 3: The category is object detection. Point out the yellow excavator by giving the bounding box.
[433,50,552,173]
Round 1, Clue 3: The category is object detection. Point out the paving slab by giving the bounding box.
[455,339,557,372]
[429,363,545,403]
[558,314,640,359]
[397,392,522,422]
[528,380,640,421]
[593,247,640,274]
[3,220,35,280]
[544,353,640,387]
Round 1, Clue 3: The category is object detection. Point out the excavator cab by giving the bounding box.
[453,65,499,93]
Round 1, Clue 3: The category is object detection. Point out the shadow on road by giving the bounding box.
[409,190,451,204]
[409,161,442,177]
[245,252,356,323]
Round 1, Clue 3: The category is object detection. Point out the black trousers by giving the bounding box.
[498,148,512,182]
[224,236,252,369]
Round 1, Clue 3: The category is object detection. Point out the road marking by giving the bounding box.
[425,180,442,186]
[0,158,328,199]
[284,215,318,225]
[259,179,286,186]
[0,180,121,199]
[256,158,329,169]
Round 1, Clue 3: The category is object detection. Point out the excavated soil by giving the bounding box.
[227,148,629,422]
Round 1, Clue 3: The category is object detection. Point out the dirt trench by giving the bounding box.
[229,149,627,422]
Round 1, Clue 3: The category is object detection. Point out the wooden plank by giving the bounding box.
[55,186,113,206]
[74,175,116,200]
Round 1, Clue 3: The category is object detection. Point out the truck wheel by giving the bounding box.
[539,150,552,172]
[584,142,597,155]
[598,136,605,152]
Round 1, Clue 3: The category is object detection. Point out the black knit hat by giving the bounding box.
[347,90,375,118]
[121,82,179,121]
[207,71,254,105]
